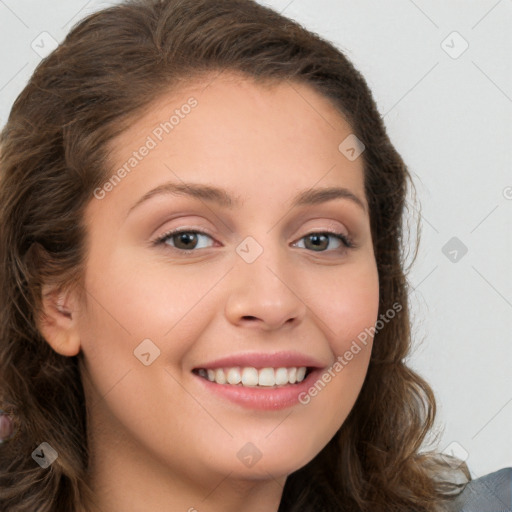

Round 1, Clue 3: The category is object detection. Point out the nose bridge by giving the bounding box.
[235,228,287,286]
[225,228,306,328]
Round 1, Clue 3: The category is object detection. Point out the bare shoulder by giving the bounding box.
[447,467,512,512]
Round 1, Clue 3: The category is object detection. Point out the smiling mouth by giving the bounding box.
[192,366,313,387]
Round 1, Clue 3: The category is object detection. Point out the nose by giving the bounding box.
[224,238,307,331]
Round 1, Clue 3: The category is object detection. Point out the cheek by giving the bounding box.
[298,256,379,415]
[82,240,214,334]
[304,258,380,352]
[295,270,378,449]
[77,246,220,381]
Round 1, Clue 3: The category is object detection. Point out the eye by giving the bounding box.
[153,228,355,255]
[153,229,215,253]
[293,231,355,253]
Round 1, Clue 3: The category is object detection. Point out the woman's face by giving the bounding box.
[72,73,379,486]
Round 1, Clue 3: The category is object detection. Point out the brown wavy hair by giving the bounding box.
[0,0,471,510]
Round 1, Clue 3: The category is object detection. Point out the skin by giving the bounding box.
[38,72,380,512]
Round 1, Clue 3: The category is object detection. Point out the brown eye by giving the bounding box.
[155,229,215,252]
[173,232,199,250]
[294,232,353,253]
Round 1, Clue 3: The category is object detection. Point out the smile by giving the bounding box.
[194,366,310,387]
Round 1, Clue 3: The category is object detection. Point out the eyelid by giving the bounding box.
[151,226,217,246]
[152,226,357,254]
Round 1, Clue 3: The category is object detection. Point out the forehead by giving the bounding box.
[100,72,367,216]
[109,70,358,153]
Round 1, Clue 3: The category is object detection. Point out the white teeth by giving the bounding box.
[198,366,309,386]
[226,367,241,385]
[241,367,259,386]
[214,368,227,384]
[258,368,275,386]
[275,367,289,385]
[296,367,307,382]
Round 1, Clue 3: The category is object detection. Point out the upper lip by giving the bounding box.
[193,351,327,370]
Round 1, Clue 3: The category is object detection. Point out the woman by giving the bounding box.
[0,0,510,511]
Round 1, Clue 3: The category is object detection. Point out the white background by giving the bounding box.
[0,0,511,479]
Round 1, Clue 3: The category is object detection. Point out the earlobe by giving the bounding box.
[37,285,81,357]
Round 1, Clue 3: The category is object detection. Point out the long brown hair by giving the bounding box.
[0,1,470,510]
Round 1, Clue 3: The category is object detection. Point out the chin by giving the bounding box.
[227,458,309,481]
[224,440,321,480]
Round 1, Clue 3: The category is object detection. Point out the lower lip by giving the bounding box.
[192,368,323,410]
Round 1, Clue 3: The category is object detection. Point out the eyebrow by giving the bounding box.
[126,181,367,217]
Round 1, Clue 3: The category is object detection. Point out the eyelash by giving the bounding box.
[152,228,356,255]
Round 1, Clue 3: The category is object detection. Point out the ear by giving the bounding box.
[37,284,81,357]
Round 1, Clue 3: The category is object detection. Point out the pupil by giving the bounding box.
[177,233,196,249]
[308,234,327,250]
